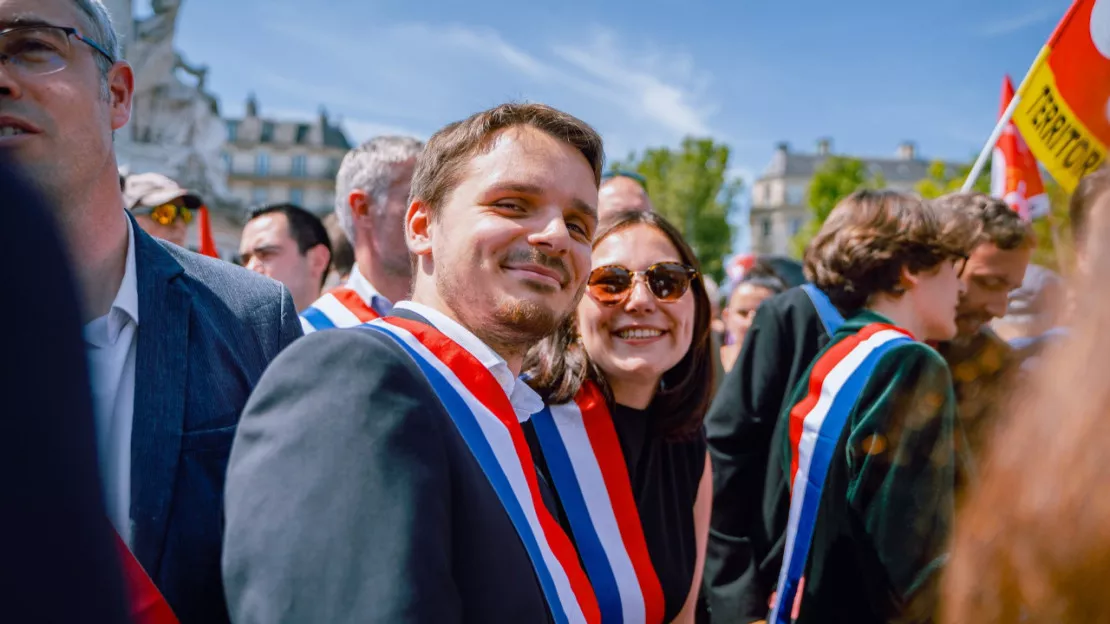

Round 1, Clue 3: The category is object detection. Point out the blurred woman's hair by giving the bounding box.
[523,211,713,439]
[734,260,787,296]
[943,174,1110,622]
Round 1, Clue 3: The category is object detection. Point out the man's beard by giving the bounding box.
[436,267,585,359]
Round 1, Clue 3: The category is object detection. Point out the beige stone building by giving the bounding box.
[223,95,352,216]
[749,139,960,256]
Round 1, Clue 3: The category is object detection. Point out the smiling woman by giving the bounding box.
[523,211,714,624]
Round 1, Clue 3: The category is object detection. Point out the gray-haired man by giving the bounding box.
[299,136,423,332]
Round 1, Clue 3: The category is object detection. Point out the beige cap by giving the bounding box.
[123,172,203,210]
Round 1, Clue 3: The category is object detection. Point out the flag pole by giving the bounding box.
[961,96,1021,192]
[961,43,1054,192]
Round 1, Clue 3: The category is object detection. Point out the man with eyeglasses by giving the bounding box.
[123,172,202,247]
[0,1,301,622]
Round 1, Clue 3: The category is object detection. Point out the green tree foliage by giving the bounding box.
[789,156,885,257]
[914,159,991,199]
[1031,177,1073,273]
[914,158,1072,273]
[610,137,739,281]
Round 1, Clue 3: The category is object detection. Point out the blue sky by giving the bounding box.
[137,0,1071,249]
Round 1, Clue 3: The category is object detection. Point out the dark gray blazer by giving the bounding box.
[223,311,553,623]
[129,220,302,623]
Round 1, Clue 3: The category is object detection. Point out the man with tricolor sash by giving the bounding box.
[299,136,423,334]
[224,103,607,623]
[766,191,975,624]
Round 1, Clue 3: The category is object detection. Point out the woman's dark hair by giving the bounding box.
[736,260,788,295]
[523,211,713,439]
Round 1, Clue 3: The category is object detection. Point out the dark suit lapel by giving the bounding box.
[129,220,190,575]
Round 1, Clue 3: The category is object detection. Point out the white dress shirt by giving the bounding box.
[392,301,544,422]
[83,216,139,543]
[347,263,392,315]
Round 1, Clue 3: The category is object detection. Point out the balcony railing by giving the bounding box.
[228,166,341,180]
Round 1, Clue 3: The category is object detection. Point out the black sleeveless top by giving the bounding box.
[525,403,707,622]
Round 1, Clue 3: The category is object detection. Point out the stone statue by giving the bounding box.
[119,0,230,205]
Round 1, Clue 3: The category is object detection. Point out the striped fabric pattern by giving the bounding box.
[299,288,382,334]
[363,317,601,624]
[532,381,665,624]
[770,324,913,624]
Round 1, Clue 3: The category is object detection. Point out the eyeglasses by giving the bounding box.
[135,202,193,227]
[0,25,114,78]
[588,262,699,306]
[953,254,969,278]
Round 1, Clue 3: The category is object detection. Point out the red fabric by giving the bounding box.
[382,317,602,624]
[576,382,666,624]
[114,532,178,623]
[197,206,219,258]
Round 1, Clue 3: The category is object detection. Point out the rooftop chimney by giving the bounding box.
[775,141,790,155]
[246,93,258,118]
[897,141,917,161]
[816,137,832,156]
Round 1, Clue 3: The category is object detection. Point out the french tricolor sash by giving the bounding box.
[362,317,601,624]
[531,382,666,624]
[114,531,178,623]
[770,323,913,624]
[299,287,384,334]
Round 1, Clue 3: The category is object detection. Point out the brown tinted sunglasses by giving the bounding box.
[588,262,699,306]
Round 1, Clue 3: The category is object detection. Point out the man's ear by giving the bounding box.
[348,189,371,220]
[108,62,134,131]
[897,264,919,294]
[405,199,433,260]
[306,243,331,284]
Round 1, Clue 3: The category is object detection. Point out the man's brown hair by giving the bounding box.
[409,102,604,218]
[1069,165,1110,250]
[932,192,1035,251]
[804,189,975,312]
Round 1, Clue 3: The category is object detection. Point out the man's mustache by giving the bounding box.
[503,248,571,286]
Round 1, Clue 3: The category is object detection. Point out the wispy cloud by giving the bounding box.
[980,6,1061,37]
[552,29,714,137]
[254,16,716,155]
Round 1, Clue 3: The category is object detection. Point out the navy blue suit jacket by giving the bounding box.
[129,219,302,623]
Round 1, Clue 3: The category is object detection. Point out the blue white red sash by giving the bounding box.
[531,382,666,624]
[362,317,601,624]
[299,287,384,334]
[770,323,913,624]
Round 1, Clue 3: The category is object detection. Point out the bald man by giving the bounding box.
[598,172,653,225]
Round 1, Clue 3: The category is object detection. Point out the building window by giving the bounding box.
[291,155,307,177]
[289,187,305,206]
[760,217,772,238]
[251,186,268,205]
[789,217,804,236]
[226,120,239,142]
[255,152,269,175]
[260,121,275,143]
[786,183,806,206]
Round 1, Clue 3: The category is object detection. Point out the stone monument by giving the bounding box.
[108,0,232,208]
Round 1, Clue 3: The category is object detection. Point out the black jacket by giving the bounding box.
[223,309,554,623]
[702,287,831,622]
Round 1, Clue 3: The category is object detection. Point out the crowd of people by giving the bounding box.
[6,1,1110,623]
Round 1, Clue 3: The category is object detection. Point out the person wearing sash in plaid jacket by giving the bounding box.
[524,211,715,624]
[766,191,976,624]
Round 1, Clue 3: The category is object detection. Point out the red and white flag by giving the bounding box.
[992,75,1049,220]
